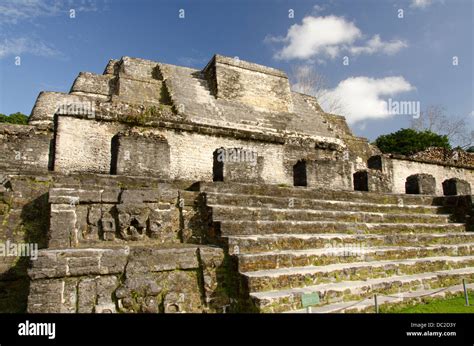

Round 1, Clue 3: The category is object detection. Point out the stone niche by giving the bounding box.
[442,178,472,196]
[111,131,170,178]
[405,173,436,195]
[353,170,391,193]
[202,55,293,113]
[213,147,263,183]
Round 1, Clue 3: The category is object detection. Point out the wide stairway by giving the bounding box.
[199,182,474,313]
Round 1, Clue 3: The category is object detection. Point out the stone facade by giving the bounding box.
[28,245,226,313]
[0,54,473,313]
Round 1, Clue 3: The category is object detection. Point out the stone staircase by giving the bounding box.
[198,182,474,313]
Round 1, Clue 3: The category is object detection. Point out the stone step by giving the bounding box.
[219,220,467,236]
[250,267,474,312]
[211,205,452,224]
[225,233,474,254]
[243,256,474,292]
[206,192,451,215]
[237,243,474,272]
[290,283,474,313]
[199,182,444,206]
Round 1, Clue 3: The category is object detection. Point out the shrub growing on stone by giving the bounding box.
[374,128,451,156]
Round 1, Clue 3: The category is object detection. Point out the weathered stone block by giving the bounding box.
[101,188,121,203]
[78,278,97,313]
[214,148,263,183]
[99,248,129,274]
[203,55,293,113]
[405,174,436,195]
[27,279,64,313]
[198,246,227,309]
[95,276,119,313]
[442,178,471,196]
[101,217,116,241]
[353,170,391,193]
[49,204,77,248]
[126,247,199,273]
[68,256,101,276]
[116,78,162,105]
[120,189,161,203]
[70,72,114,98]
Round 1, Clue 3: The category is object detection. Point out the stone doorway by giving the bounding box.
[213,148,224,182]
[293,160,307,187]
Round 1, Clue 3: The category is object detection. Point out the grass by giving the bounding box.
[388,293,474,313]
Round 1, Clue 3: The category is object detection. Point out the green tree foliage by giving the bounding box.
[374,128,451,156]
[467,146,474,153]
[0,112,29,125]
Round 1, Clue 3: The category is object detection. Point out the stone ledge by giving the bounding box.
[388,154,474,170]
[28,247,130,280]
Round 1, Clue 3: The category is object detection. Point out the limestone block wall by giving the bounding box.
[0,175,52,313]
[119,56,160,80]
[54,117,126,173]
[312,160,353,190]
[27,245,227,313]
[28,91,96,127]
[204,55,293,113]
[70,72,115,99]
[0,125,52,171]
[165,130,288,184]
[390,158,474,195]
[115,78,164,105]
[53,116,292,184]
[48,184,180,248]
[112,131,170,178]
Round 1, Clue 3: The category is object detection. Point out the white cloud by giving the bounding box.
[269,15,407,61]
[273,16,361,60]
[410,0,433,8]
[321,76,415,123]
[350,35,407,55]
[0,38,60,58]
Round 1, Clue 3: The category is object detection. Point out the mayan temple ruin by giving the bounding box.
[0,54,473,313]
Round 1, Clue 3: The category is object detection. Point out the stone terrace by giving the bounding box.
[198,182,474,313]
[0,54,473,313]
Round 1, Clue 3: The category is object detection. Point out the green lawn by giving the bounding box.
[387,293,474,313]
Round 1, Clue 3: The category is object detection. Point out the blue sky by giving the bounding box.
[0,0,472,144]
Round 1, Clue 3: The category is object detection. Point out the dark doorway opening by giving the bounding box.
[293,160,307,187]
[353,171,369,191]
[213,148,224,182]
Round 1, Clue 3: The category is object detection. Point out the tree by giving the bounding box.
[0,112,29,125]
[467,146,474,153]
[289,65,345,114]
[410,105,473,149]
[374,128,451,156]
